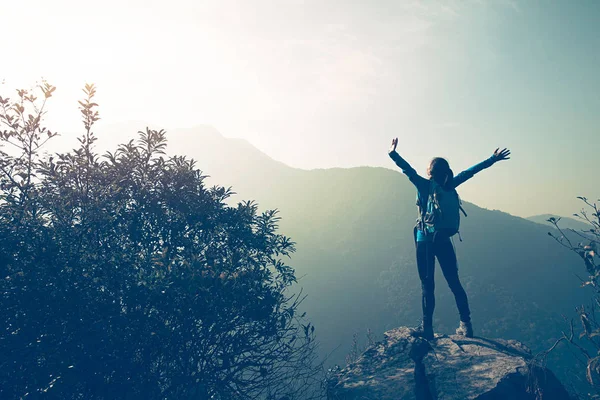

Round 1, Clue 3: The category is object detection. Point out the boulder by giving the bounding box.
[327,327,571,400]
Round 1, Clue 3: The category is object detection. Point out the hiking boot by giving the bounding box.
[456,320,473,338]
[411,320,434,341]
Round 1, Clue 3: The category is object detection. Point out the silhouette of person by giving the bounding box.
[388,137,511,339]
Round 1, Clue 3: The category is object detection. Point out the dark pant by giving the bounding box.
[416,238,471,324]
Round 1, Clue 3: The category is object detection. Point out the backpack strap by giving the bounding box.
[457,193,466,242]
[457,193,467,217]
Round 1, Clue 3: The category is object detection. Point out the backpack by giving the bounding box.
[416,179,467,240]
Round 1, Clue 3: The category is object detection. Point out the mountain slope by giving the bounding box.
[161,127,585,352]
[527,214,592,231]
[108,126,585,389]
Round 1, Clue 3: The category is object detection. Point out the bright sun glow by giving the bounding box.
[2,0,598,217]
[2,0,267,137]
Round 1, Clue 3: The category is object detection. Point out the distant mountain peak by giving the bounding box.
[170,125,223,138]
[527,214,591,231]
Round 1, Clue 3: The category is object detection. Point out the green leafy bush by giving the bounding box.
[0,83,322,399]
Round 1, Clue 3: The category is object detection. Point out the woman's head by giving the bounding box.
[427,157,454,188]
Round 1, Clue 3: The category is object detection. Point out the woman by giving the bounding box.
[388,137,511,340]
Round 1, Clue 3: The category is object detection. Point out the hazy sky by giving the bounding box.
[1,0,598,218]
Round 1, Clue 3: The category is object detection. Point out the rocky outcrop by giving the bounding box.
[327,327,571,400]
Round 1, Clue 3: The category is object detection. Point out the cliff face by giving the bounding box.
[327,327,571,400]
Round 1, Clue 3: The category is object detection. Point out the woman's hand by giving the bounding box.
[389,138,398,154]
[492,148,511,162]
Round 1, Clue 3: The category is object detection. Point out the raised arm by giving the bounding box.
[452,148,511,188]
[388,138,429,189]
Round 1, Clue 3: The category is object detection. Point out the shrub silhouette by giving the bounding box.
[0,83,322,399]
[540,197,600,397]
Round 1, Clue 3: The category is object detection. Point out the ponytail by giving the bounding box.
[443,168,454,190]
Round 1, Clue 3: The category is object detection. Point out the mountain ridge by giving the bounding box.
[95,125,588,390]
[526,214,592,231]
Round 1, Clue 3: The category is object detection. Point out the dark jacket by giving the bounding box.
[388,151,496,241]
